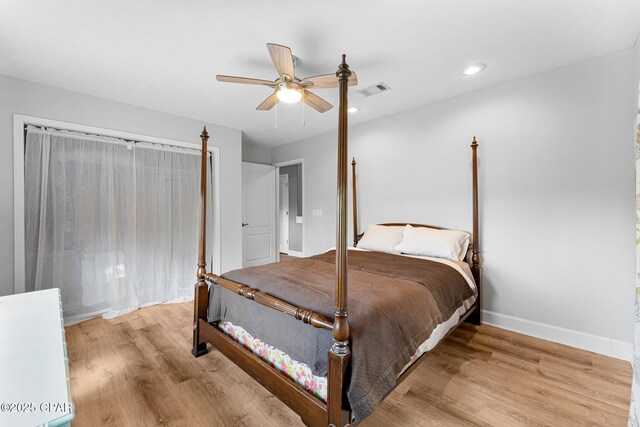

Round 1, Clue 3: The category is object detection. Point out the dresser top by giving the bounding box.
[0,288,73,426]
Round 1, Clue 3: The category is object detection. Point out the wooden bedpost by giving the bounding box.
[351,157,358,247]
[328,54,352,427]
[192,126,209,357]
[468,136,482,325]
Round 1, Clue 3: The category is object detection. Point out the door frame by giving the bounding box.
[274,159,305,258]
[13,114,222,293]
[278,174,290,254]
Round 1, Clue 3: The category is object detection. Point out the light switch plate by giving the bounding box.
[312,209,322,217]
[296,216,303,223]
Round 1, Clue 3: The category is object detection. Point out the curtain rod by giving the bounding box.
[25,125,210,157]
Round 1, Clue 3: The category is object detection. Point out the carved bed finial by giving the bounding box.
[201,126,209,141]
[337,54,352,79]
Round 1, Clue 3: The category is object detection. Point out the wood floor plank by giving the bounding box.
[65,302,632,426]
[488,352,629,416]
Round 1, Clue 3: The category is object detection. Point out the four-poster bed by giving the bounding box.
[192,55,481,427]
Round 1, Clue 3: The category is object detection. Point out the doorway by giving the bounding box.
[276,160,304,257]
[279,174,289,253]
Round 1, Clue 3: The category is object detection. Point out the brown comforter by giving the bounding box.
[208,250,475,423]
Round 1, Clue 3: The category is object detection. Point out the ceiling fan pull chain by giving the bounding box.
[274,100,278,130]
[302,91,306,127]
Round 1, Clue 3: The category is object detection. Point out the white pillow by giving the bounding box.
[394,224,470,261]
[357,225,405,254]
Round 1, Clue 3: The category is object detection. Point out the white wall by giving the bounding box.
[0,74,243,297]
[242,140,272,165]
[635,37,640,91]
[272,48,638,359]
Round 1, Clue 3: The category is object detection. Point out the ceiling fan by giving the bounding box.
[216,43,358,113]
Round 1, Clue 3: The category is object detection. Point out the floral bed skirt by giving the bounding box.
[218,320,328,401]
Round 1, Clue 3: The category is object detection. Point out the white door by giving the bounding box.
[279,174,289,254]
[242,162,276,267]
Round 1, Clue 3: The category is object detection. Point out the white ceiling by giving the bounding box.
[1,1,639,147]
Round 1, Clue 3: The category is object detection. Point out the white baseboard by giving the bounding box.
[481,310,633,361]
[286,250,305,258]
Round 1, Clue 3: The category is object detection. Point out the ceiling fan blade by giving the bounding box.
[303,90,333,113]
[301,71,358,89]
[216,75,274,86]
[267,43,295,79]
[349,71,358,86]
[256,92,279,111]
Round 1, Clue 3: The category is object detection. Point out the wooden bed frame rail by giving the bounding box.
[192,54,481,427]
[204,273,333,330]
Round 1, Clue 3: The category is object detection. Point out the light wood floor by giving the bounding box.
[65,302,632,426]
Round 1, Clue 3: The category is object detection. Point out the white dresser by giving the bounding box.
[0,288,74,427]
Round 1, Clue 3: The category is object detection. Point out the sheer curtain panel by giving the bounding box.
[632,90,640,426]
[23,126,214,324]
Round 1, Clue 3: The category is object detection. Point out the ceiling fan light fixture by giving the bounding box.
[276,82,302,103]
[217,43,335,112]
[462,63,486,76]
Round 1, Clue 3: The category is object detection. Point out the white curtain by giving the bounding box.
[631,94,640,426]
[24,126,214,324]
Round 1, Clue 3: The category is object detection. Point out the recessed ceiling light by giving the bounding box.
[348,106,360,114]
[462,63,486,76]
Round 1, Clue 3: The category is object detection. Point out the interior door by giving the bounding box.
[242,162,276,267]
[279,174,289,254]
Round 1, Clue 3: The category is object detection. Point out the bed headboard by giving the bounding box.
[351,138,481,311]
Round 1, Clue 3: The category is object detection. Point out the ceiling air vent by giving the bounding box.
[356,82,391,97]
